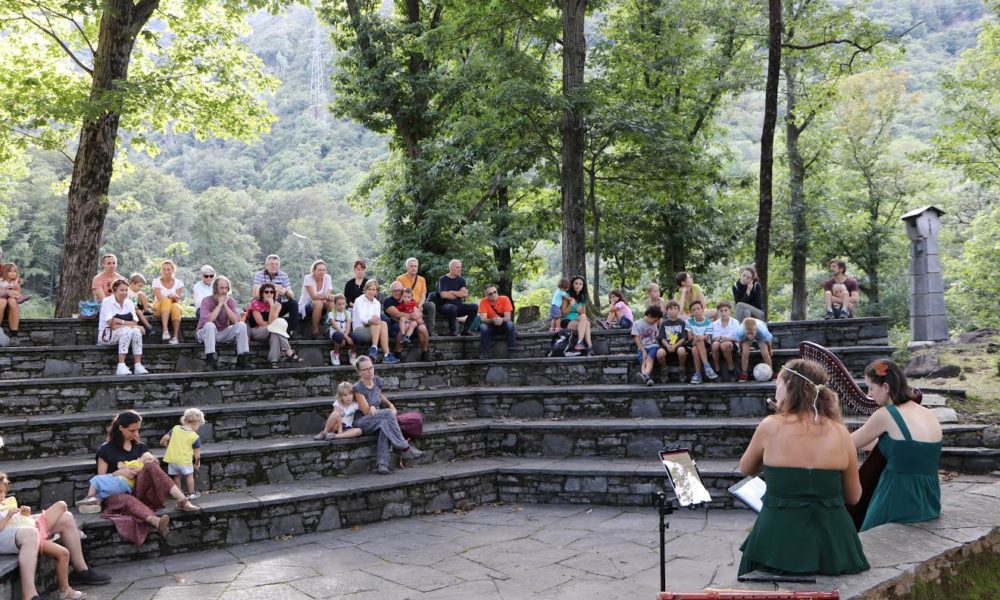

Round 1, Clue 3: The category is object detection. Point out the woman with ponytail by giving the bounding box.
[737,358,869,576]
[851,359,941,531]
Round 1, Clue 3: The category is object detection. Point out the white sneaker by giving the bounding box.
[76,496,101,514]
[133,363,149,375]
[168,337,179,345]
[115,364,131,376]
[187,491,201,499]
[161,331,171,341]
[348,353,358,366]
[329,351,341,366]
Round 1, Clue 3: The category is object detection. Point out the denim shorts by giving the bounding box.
[636,344,660,362]
[548,305,562,320]
[167,463,195,476]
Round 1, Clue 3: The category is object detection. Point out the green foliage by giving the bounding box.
[944,202,1000,329]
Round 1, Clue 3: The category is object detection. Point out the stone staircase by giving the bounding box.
[1,315,997,597]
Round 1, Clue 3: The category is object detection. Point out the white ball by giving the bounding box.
[753,363,773,382]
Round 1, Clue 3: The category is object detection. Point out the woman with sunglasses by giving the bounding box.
[247,283,305,368]
[850,359,941,531]
[737,358,868,576]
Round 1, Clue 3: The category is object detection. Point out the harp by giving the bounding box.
[797,342,925,530]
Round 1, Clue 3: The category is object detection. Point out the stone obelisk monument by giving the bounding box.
[901,206,948,344]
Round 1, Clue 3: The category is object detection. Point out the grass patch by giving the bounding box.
[909,546,1000,600]
[929,348,1000,416]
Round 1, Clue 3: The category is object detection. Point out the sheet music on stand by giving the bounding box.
[728,475,766,513]
[658,450,712,507]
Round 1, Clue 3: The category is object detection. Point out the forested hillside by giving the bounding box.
[0,0,996,332]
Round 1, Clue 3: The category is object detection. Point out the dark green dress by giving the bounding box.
[860,404,942,532]
[739,466,869,576]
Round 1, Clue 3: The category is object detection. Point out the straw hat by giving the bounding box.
[266,318,290,339]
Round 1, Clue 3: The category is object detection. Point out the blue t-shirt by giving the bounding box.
[550,289,566,307]
[735,319,773,344]
[437,275,468,306]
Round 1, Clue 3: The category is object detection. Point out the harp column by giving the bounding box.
[901,206,948,343]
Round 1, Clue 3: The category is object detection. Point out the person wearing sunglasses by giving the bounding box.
[191,265,216,318]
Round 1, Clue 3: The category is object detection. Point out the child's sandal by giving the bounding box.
[286,353,304,363]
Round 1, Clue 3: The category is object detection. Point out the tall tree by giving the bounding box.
[560,0,587,279]
[0,0,280,316]
[755,0,782,317]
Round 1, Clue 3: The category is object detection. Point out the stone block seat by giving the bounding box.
[0,316,997,598]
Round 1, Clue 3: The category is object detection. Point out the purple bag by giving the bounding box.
[396,411,423,439]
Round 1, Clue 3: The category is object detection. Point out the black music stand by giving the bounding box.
[653,443,711,593]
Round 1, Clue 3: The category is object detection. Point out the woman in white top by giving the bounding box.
[152,260,184,344]
[299,260,336,338]
[99,279,148,376]
[351,279,395,363]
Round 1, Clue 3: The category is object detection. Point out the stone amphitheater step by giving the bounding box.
[57,456,747,566]
[5,417,995,509]
[11,316,889,350]
[0,347,892,416]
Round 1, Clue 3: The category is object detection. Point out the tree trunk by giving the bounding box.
[754,0,782,318]
[560,0,587,279]
[54,0,159,317]
[785,64,809,321]
[492,184,514,298]
[587,165,601,311]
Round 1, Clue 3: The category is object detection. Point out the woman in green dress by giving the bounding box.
[851,359,941,531]
[738,358,870,576]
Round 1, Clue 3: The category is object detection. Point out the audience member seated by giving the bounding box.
[733,265,765,321]
[300,260,336,339]
[0,263,24,346]
[252,254,301,337]
[327,294,358,366]
[738,359,869,576]
[674,271,713,319]
[437,259,478,336]
[1,472,110,600]
[343,260,369,309]
[823,259,860,319]
[91,253,124,302]
[196,276,252,371]
[632,305,663,386]
[247,283,304,369]
[478,284,517,360]
[710,301,741,381]
[383,282,430,362]
[561,276,594,355]
[98,279,148,376]
[657,300,688,382]
[851,359,941,532]
[314,381,365,441]
[603,289,633,330]
[643,282,668,314]
[736,318,774,382]
[83,411,199,546]
[395,257,437,334]
[351,356,422,474]
[191,265,215,318]
[351,279,398,364]
[126,273,154,327]
[152,259,184,344]
[685,300,717,383]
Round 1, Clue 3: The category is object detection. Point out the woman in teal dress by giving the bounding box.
[851,359,941,531]
[738,358,869,576]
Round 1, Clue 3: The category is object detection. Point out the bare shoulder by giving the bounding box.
[757,415,783,434]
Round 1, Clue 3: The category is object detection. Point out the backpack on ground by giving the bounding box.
[547,328,576,357]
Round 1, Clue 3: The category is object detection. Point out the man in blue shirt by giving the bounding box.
[437,259,478,336]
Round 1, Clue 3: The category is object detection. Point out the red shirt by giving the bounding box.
[478,296,513,320]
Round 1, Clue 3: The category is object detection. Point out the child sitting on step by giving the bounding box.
[314,381,364,441]
[76,452,159,512]
[328,294,358,366]
[160,408,205,499]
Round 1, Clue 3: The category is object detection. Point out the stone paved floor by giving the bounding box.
[82,503,755,600]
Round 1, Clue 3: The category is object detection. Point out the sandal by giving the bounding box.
[285,352,304,363]
[57,588,88,600]
[157,514,170,538]
[176,499,200,512]
[270,361,280,369]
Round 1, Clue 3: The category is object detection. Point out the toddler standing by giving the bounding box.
[160,408,205,499]
[548,277,571,333]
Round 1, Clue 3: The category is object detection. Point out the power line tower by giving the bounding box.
[309,4,329,121]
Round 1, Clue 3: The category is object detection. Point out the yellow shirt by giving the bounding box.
[1,496,34,528]
[163,425,200,466]
[394,273,428,305]
[673,284,704,315]
[120,459,147,487]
